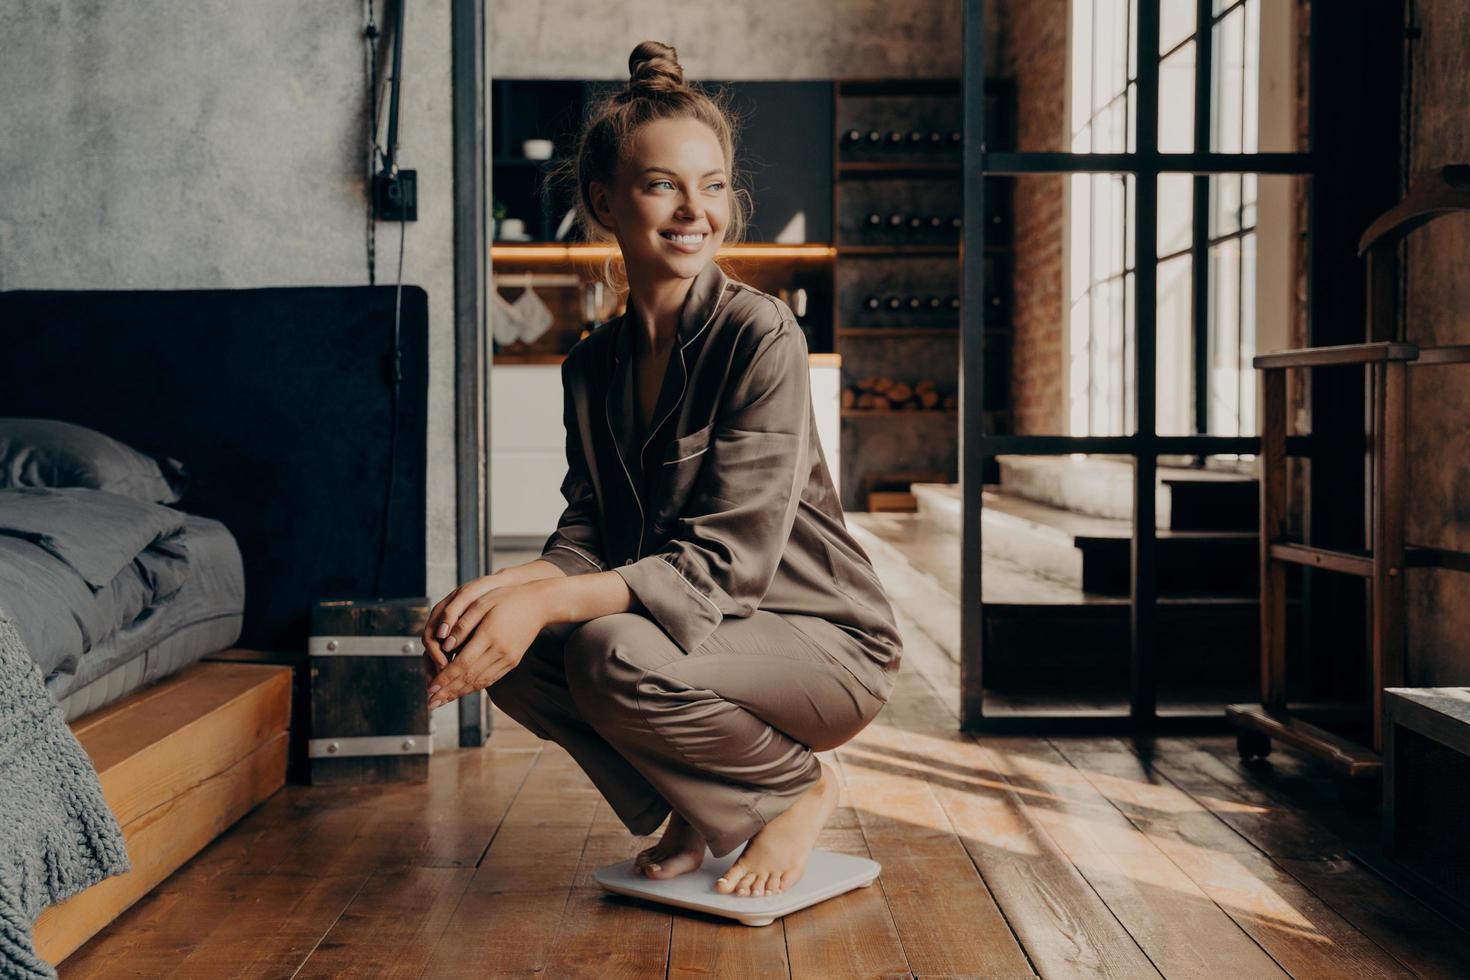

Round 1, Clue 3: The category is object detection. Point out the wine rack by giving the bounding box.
[831,77,1015,509]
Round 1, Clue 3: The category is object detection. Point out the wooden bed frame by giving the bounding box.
[33,655,292,965]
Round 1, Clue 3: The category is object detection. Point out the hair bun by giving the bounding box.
[625,41,684,99]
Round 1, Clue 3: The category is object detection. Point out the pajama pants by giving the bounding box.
[486,609,887,859]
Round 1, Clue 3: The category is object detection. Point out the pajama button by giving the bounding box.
[624,558,635,566]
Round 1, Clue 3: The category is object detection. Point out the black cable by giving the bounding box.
[365,0,380,285]
[373,210,407,597]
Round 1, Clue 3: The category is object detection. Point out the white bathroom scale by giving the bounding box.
[594,842,881,927]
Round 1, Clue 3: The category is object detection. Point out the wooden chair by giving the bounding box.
[1227,164,1470,780]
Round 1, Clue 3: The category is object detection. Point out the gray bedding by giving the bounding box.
[0,487,244,707]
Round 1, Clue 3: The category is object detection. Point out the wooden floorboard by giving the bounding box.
[872,625,1159,979]
[1051,737,1413,979]
[1169,735,1470,980]
[58,612,1470,978]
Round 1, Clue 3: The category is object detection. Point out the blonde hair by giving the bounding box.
[547,41,752,294]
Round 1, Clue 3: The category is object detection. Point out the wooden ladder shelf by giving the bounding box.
[1228,164,1470,778]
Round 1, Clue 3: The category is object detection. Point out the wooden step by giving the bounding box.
[992,454,1259,531]
[35,659,291,966]
[911,485,1259,596]
[848,512,1276,699]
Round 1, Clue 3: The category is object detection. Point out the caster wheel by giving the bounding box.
[1237,729,1272,760]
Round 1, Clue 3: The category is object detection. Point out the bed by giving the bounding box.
[33,510,245,723]
[0,284,429,971]
[0,421,247,721]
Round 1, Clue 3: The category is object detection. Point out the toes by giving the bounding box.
[769,872,785,894]
[715,862,746,894]
[751,871,770,896]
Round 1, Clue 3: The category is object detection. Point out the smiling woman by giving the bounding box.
[423,40,903,905]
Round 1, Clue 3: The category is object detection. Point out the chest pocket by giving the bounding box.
[647,421,716,535]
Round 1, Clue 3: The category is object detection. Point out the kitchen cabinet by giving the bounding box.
[491,357,843,542]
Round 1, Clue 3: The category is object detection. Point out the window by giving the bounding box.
[1065,0,1290,440]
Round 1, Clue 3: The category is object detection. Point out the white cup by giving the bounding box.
[523,139,553,160]
[499,218,526,240]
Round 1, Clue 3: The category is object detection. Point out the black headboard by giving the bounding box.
[0,286,429,653]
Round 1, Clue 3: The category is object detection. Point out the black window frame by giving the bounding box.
[961,0,1318,730]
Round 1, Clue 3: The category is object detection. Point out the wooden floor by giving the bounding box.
[64,610,1470,978]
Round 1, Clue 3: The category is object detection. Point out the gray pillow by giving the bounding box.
[0,418,188,504]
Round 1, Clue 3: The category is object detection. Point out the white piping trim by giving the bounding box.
[662,445,709,466]
[657,554,725,620]
[549,543,602,569]
[612,278,728,560]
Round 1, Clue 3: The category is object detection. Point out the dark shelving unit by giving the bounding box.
[830,76,1016,507]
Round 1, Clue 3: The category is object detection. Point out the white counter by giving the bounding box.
[491,355,841,541]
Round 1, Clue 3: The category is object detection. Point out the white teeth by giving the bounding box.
[662,232,705,244]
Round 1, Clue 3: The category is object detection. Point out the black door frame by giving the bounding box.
[452,0,492,746]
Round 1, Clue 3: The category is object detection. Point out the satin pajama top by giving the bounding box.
[535,258,903,701]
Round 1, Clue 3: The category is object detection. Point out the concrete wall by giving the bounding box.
[490,0,967,79]
[1402,0,1470,685]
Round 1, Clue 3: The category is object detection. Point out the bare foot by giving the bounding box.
[633,811,707,880]
[714,760,839,898]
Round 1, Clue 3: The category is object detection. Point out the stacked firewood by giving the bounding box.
[842,376,957,411]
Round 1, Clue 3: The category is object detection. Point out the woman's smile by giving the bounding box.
[659,229,708,253]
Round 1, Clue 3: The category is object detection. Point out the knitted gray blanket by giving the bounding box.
[0,609,131,980]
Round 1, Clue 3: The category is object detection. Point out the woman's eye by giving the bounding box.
[649,179,725,191]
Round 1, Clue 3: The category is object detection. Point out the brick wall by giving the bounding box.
[1402,0,1470,685]
[995,0,1068,435]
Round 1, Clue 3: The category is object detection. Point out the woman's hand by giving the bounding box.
[425,581,553,710]
[422,569,525,671]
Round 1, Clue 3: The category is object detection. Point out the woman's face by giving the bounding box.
[591,116,730,282]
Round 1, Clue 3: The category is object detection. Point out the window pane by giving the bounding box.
[1127,81,1137,153]
[1158,174,1193,256]
[1242,0,1261,153]
[1159,40,1196,152]
[1161,0,1197,53]
[1211,5,1246,153]
[1156,252,1194,436]
[1238,230,1258,434]
[1158,175,1307,438]
[1070,173,1135,437]
[1208,237,1242,435]
[1127,0,1139,80]
[1209,173,1242,238]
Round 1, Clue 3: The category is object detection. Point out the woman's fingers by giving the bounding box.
[437,573,515,643]
[422,592,457,666]
[441,592,499,655]
[430,648,516,710]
